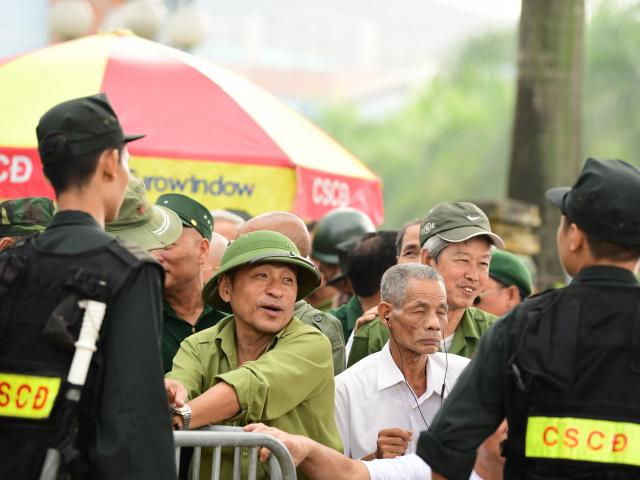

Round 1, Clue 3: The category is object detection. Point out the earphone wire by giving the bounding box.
[388,322,431,430]
[441,327,449,406]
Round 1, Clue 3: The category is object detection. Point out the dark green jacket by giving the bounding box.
[347,307,497,367]
[161,300,225,373]
[330,295,364,341]
[294,300,345,375]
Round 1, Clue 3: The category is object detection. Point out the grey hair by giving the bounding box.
[422,235,496,262]
[210,209,246,226]
[380,263,445,309]
[421,235,451,262]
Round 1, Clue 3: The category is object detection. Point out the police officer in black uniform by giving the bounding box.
[418,158,640,479]
[0,94,176,479]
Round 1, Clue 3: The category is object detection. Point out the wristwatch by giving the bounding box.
[172,404,192,430]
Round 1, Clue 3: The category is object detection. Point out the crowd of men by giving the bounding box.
[1,93,639,480]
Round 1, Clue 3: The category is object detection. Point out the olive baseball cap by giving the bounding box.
[420,201,504,249]
[156,193,213,240]
[203,230,321,312]
[106,177,182,250]
[36,93,144,164]
[489,250,533,298]
[546,158,640,246]
[0,197,55,236]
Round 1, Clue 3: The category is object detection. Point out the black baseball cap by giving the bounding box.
[546,158,640,246]
[36,93,144,164]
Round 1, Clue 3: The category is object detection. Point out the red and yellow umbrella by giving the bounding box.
[0,31,383,224]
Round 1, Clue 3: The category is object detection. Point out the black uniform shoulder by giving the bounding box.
[107,237,162,271]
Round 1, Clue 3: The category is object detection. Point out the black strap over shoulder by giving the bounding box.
[0,251,29,354]
[43,267,109,350]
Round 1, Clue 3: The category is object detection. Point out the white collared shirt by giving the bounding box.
[334,342,470,459]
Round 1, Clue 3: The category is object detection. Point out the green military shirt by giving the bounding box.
[161,300,225,372]
[166,315,343,480]
[294,300,346,375]
[347,307,497,367]
[330,295,364,341]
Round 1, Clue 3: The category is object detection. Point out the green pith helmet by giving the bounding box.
[311,208,375,265]
[203,230,321,312]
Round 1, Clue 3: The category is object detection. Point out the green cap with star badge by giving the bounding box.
[106,177,183,250]
[203,230,321,312]
[156,193,212,240]
[420,201,504,249]
[0,197,55,237]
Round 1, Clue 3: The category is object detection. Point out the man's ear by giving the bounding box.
[0,237,16,251]
[218,275,232,302]
[568,223,586,253]
[198,238,210,265]
[98,148,120,181]
[378,302,392,327]
[420,248,435,267]
[506,285,521,309]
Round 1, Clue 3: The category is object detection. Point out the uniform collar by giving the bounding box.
[47,210,101,230]
[376,343,447,400]
[214,314,299,363]
[573,265,639,285]
[163,299,213,320]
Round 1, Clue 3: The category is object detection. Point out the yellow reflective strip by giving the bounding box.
[0,372,61,419]
[130,156,296,216]
[526,416,640,467]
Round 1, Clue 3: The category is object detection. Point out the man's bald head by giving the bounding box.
[238,211,311,257]
[202,232,229,284]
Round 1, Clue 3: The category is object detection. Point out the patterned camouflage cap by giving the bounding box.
[0,197,55,236]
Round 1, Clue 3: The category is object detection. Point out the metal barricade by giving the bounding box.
[173,425,297,480]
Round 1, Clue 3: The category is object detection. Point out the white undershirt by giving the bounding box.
[440,334,454,353]
[362,454,485,480]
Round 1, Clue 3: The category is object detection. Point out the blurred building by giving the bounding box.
[0,0,513,116]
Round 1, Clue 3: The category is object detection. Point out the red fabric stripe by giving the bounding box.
[0,147,54,199]
[293,166,384,225]
[100,37,292,167]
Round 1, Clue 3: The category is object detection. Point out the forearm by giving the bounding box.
[300,440,370,480]
[189,381,241,429]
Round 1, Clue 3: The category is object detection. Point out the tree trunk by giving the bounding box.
[508,0,585,288]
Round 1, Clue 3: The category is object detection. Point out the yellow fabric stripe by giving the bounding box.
[0,372,61,419]
[160,45,377,180]
[0,35,112,148]
[130,156,296,216]
[526,416,640,467]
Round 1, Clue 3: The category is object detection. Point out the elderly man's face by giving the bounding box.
[220,262,298,335]
[397,224,421,264]
[424,237,492,311]
[383,278,447,355]
[151,227,208,291]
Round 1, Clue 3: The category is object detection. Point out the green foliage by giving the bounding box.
[318,30,518,228]
[318,3,640,227]
[584,2,640,165]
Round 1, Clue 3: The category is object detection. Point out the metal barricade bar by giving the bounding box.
[174,426,296,480]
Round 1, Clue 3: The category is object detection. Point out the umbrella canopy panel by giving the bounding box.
[0,32,383,224]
